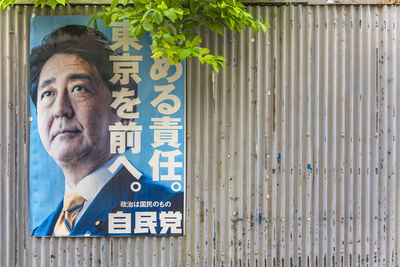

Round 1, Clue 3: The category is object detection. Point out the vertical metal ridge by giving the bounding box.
[225,27,236,267]
[250,5,270,266]
[361,5,373,266]
[4,6,21,267]
[378,6,389,266]
[327,6,337,266]
[386,6,398,265]
[215,25,227,267]
[269,5,279,266]
[0,8,5,267]
[202,26,211,267]
[1,7,9,267]
[202,26,212,267]
[375,6,386,266]
[15,5,29,267]
[395,7,400,267]
[310,6,320,266]
[353,5,363,266]
[341,5,350,266]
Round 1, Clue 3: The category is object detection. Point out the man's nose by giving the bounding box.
[52,91,74,118]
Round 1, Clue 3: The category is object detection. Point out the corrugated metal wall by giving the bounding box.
[1,3,399,267]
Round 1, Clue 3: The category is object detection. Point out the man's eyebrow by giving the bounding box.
[67,73,94,82]
[38,73,96,92]
[38,78,56,91]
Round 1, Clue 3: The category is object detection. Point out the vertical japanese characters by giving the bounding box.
[106,20,185,195]
[148,53,184,193]
[107,20,144,177]
[105,21,184,236]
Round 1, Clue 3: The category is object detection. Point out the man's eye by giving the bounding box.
[41,91,53,99]
[71,85,87,93]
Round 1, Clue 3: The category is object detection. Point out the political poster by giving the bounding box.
[29,16,185,236]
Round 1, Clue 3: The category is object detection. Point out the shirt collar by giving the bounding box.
[64,156,118,203]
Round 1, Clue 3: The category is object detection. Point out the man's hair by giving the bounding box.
[30,24,136,106]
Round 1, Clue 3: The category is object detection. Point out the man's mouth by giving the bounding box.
[51,128,81,141]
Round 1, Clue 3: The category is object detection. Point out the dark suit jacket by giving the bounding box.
[32,167,183,236]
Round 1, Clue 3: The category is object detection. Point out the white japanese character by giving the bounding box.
[148,149,183,181]
[134,212,157,234]
[160,211,182,234]
[150,117,182,148]
[150,57,183,83]
[109,121,142,154]
[151,84,181,115]
[108,155,142,179]
[111,88,141,119]
[108,211,131,234]
[109,54,143,84]
[110,21,143,52]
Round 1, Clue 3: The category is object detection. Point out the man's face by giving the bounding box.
[36,53,118,167]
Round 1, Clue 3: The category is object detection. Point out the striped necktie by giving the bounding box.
[54,192,85,236]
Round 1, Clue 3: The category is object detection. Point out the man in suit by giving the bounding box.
[30,25,183,236]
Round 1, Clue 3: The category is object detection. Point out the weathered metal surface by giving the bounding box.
[0,4,399,267]
[308,0,400,5]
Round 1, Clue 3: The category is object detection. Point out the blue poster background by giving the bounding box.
[29,16,185,232]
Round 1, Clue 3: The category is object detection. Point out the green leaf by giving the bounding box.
[87,17,96,28]
[192,46,203,54]
[182,8,190,16]
[103,16,111,27]
[57,0,66,6]
[191,35,202,46]
[119,11,131,20]
[183,30,196,39]
[182,19,198,30]
[163,33,175,44]
[211,62,219,73]
[251,21,259,34]
[199,57,205,64]
[201,47,210,55]
[258,21,267,34]
[0,0,12,9]
[176,34,186,41]
[152,10,164,24]
[142,9,152,20]
[110,0,118,10]
[133,24,144,38]
[151,50,165,58]
[168,53,180,65]
[142,21,154,31]
[111,13,119,22]
[164,9,177,23]
[159,26,174,34]
[203,54,214,62]
[177,48,191,60]
[173,8,184,17]
[48,0,58,9]
[209,21,223,35]
[157,1,168,11]
[214,55,226,62]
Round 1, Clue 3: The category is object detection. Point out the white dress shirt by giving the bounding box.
[64,156,118,224]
